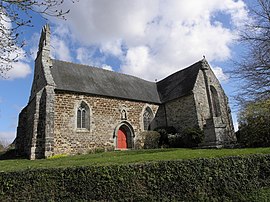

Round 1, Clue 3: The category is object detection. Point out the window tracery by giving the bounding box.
[77,101,90,129]
[143,107,153,130]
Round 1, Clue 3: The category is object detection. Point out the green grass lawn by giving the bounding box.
[1,147,270,172]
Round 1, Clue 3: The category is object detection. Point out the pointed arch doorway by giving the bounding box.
[118,126,127,149]
[115,122,134,149]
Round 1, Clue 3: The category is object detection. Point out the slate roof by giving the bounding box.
[157,61,201,103]
[51,60,161,103]
[51,59,202,104]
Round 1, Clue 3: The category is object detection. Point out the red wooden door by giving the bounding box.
[118,128,127,149]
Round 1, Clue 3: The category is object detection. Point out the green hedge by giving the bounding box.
[1,154,270,201]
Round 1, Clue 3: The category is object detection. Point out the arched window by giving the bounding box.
[143,107,154,130]
[77,101,90,129]
[210,86,221,117]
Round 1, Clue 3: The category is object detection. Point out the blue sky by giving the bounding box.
[0,0,252,144]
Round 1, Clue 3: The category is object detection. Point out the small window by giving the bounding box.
[121,109,127,120]
[77,101,90,129]
[143,107,154,130]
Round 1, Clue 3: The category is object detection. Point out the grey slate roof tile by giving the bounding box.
[51,60,161,103]
[157,61,201,103]
[51,59,202,104]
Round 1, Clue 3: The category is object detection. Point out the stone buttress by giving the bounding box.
[16,25,55,159]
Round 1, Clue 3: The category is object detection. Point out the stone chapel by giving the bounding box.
[16,25,236,159]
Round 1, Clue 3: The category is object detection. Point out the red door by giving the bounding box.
[118,128,127,149]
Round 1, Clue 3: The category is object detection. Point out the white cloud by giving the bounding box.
[212,66,229,82]
[122,46,150,76]
[51,0,249,81]
[0,13,32,80]
[100,40,123,56]
[51,35,72,61]
[102,65,113,71]
[28,32,41,60]
[0,44,31,80]
[76,47,95,65]
[76,47,107,68]
[5,61,31,80]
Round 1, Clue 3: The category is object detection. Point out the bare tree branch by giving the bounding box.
[230,0,270,105]
[0,0,78,77]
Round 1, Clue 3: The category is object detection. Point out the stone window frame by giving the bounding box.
[210,85,221,117]
[142,105,154,131]
[75,100,91,132]
[119,105,128,120]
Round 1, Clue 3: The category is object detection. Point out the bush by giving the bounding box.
[154,126,176,147]
[1,154,270,201]
[168,133,183,147]
[135,131,161,149]
[237,99,270,147]
[182,127,204,147]
[166,127,204,148]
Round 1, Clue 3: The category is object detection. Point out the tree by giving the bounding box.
[0,0,77,76]
[231,0,270,104]
[236,99,270,147]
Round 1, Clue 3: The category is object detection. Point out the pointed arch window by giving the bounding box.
[143,107,154,130]
[77,101,90,130]
[210,86,221,117]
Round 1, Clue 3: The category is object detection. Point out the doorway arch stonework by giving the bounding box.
[114,122,134,149]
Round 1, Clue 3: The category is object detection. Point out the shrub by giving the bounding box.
[154,126,176,147]
[182,127,204,147]
[168,127,204,148]
[168,133,183,147]
[237,99,270,147]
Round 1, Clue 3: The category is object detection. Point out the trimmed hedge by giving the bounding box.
[1,154,270,201]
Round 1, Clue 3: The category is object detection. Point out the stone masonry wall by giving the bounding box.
[16,106,29,156]
[193,66,235,144]
[164,94,199,132]
[16,84,54,159]
[193,69,212,129]
[53,91,160,155]
[16,25,56,159]
[16,93,39,158]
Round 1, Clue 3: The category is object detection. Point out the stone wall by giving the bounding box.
[16,89,50,159]
[164,94,199,132]
[53,91,160,155]
[16,106,30,156]
[193,63,235,146]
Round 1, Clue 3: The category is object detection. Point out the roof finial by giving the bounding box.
[203,55,205,59]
